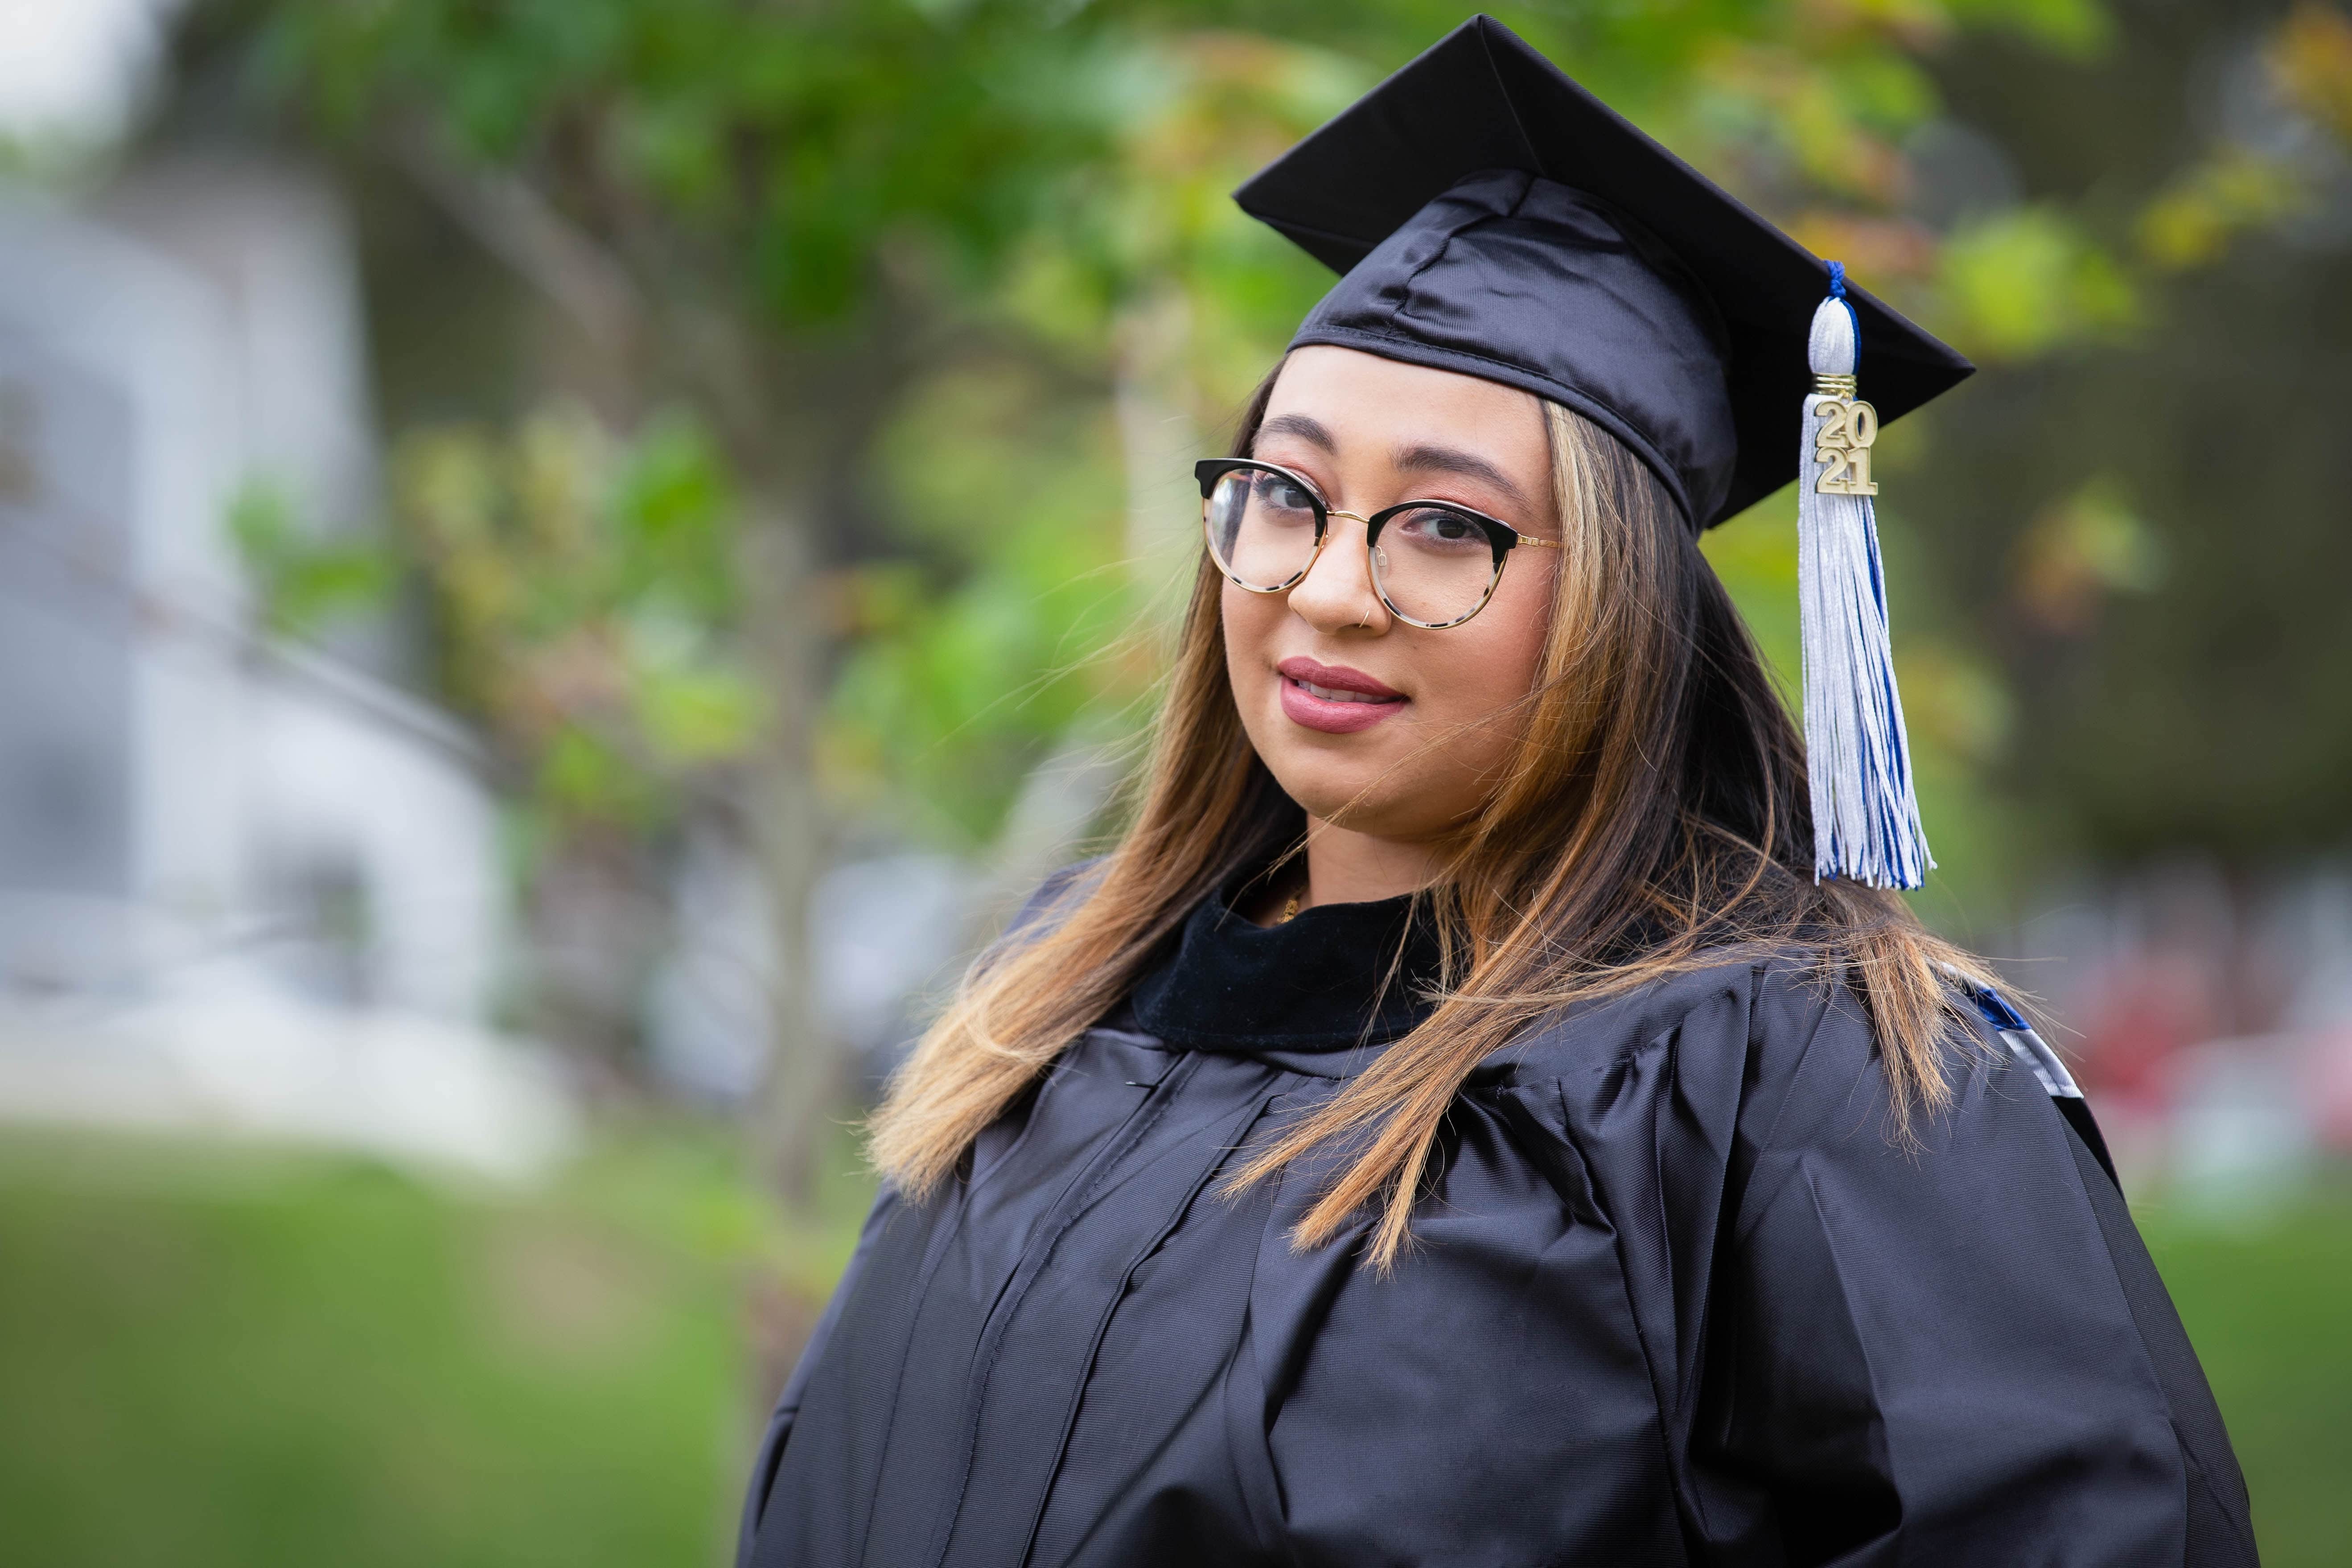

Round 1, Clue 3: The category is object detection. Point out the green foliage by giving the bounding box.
[2128,8,2352,268]
[2138,150,2310,271]
[387,404,762,830]
[261,0,1140,327]
[2011,476,2166,634]
[824,360,1153,846]
[228,406,761,836]
[229,482,395,637]
[1936,206,2138,360]
[1944,0,2115,56]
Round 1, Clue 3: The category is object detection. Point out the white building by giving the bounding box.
[0,156,571,1180]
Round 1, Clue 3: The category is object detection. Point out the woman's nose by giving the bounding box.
[1286,518,1390,634]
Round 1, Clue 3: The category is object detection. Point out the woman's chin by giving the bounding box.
[1259,759,1405,829]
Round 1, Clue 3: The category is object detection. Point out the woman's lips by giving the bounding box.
[1275,657,1407,734]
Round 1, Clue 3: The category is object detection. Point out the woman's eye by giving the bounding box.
[1397,508,1484,547]
[1252,475,1318,514]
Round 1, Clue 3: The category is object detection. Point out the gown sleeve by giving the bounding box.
[736,1188,898,1568]
[1695,971,2258,1567]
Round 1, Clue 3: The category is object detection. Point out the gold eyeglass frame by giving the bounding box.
[1193,458,1559,631]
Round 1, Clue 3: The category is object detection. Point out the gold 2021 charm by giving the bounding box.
[1811,391,1879,497]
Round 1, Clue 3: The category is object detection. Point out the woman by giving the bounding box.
[742,20,2253,1568]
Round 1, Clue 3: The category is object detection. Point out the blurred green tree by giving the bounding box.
[1908,0,2352,886]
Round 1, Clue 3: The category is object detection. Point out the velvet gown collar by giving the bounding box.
[1128,875,1444,1054]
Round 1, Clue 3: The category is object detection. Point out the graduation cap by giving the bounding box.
[1233,14,1966,889]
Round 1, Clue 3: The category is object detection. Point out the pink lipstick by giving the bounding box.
[1276,656,1408,734]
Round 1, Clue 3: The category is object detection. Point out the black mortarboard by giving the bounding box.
[1234,13,1972,530]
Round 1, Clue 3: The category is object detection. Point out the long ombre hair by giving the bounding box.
[870,367,1995,1268]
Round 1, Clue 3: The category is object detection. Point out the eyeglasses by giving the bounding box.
[1195,459,1558,630]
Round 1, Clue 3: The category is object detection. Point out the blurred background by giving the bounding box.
[0,0,2345,1563]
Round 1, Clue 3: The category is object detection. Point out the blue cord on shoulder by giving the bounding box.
[1826,259,1847,298]
[1957,980,2084,1100]
[1968,982,2031,1035]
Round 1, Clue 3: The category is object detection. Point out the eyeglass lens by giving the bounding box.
[1205,467,1320,591]
[1204,467,1501,627]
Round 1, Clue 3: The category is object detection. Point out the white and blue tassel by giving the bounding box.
[1797,263,1932,890]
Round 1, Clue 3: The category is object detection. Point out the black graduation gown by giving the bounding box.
[742,871,2256,1568]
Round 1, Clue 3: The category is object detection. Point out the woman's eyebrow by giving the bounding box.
[1393,442,1530,510]
[1256,413,1337,453]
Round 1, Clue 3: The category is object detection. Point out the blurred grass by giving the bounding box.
[0,1128,2341,1567]
[0,1122,872,1568]
[2138,1179,2352,1568]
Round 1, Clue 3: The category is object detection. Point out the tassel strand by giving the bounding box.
[1797,264,1933,890]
